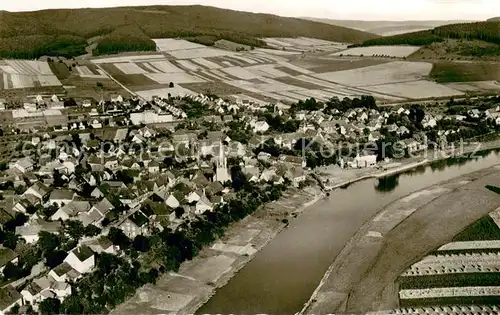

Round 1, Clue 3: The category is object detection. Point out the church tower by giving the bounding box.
[215,141,231,183]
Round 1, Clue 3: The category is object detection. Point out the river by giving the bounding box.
[197,150,500,314]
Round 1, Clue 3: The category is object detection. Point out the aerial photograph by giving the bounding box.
[0,0,499,314]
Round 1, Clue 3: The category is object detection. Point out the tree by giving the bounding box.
[133,235,150,252]
[174,207,185,218]
[108,227,130,248]
[169,82,174,88]
[3,232,18,250]
[96,82,104,89]
[39,298,61,315]
[84,224,101,237]
[64,220,85,240]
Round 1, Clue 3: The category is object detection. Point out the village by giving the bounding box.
[0,89,499,314]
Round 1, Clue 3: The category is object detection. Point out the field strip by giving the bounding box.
[153,38,205,51]
[92,54,165,64]
[230,55,258,65]
[0,65,17,74]
[37,75,62,87]
[278,62,313,75]
[277,90,312,101]
[195,70,221,81]
[222,61,235,67]
[176,60,202,71]
[192,58,222,69]
[114,62,148,74]
[331,45,420,58]
[322,88,352,97]
[209,69,233,80]
[270,92,302,103]
[263,38,294,47]
[291,90,329,102]
[168,48,234,59]
[292,75,344,89]
[201,70,226,81]
[221,67,260,80]
[9,60,37,75]
[400,286,500,299]
[3,73,8,89]
[252,53,286,63]
[149,60,184,73]
[362,80,464,99]
[224,80,263,93]
[145,72,205,84]
[140,63,162,73]
[255,48,301,56]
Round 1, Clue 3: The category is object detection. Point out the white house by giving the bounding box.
[253,121,270,133]
[20,276,51,307]
[195,196,213,215]
[12,157,35,173]
[49,189,74,207]
[0,287,22,315]
[63,246,95,274]
[349,154,377,168]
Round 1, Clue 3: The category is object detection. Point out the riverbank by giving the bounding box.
[316,139,500,191]
[110,185,324,315]
[301,166,500,314]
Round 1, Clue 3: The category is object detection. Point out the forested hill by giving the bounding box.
[357,21,500,47]
[488,17,500,22]
[0,5,376,59]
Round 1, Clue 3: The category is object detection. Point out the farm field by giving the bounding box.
[89,38,499,103]
[261,37,348,52]
[332,45,421,57]
[0,60,61,90]
[363,80,464,99]
[430,61,500,83]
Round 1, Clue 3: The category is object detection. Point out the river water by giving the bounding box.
[198,151,500,315]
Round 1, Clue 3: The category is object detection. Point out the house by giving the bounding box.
[348,154,377,168]
[253,121,270,133]
[278,155,306,168]
[104,157,119,170]
[49,189,75,207]
[48,263,80,283]
[403,139,419,152]
[63,245,95,274]
[119,211,149,238]
[0,287,22,315]
[82,100,92,107]
[85,237,116,255]
[50,201,91,221]
[0,248,19,272]
[468,109,481,118]
[16,220,61,244]
[111,95,123,103]
[186,190,203,204]
[195,195,213,215]
[21,276,52,307]
[148,161,160,173]
[368,131,381,142]
[12,157,35,173]
[422,115,437,128]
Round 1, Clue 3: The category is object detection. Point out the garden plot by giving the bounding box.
[167,47,234,59]
[313,61,433,87]
[363,80,464,99]
[153,38,205,52]
[148,60,184,73]
[136,86,195,100]
[332,45,421,57]
[113,62,148,75]
[176,60,202,71]
[91,54,165,64]
[145,72,204,84]
[221,67,260,80]
[192,58,222,69]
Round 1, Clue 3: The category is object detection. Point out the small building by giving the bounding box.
[0,287,22,315]
[63,245,95,274]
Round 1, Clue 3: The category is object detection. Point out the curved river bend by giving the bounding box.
[198,151,500,314]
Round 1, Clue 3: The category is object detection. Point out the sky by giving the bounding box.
[3,0,498,20]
